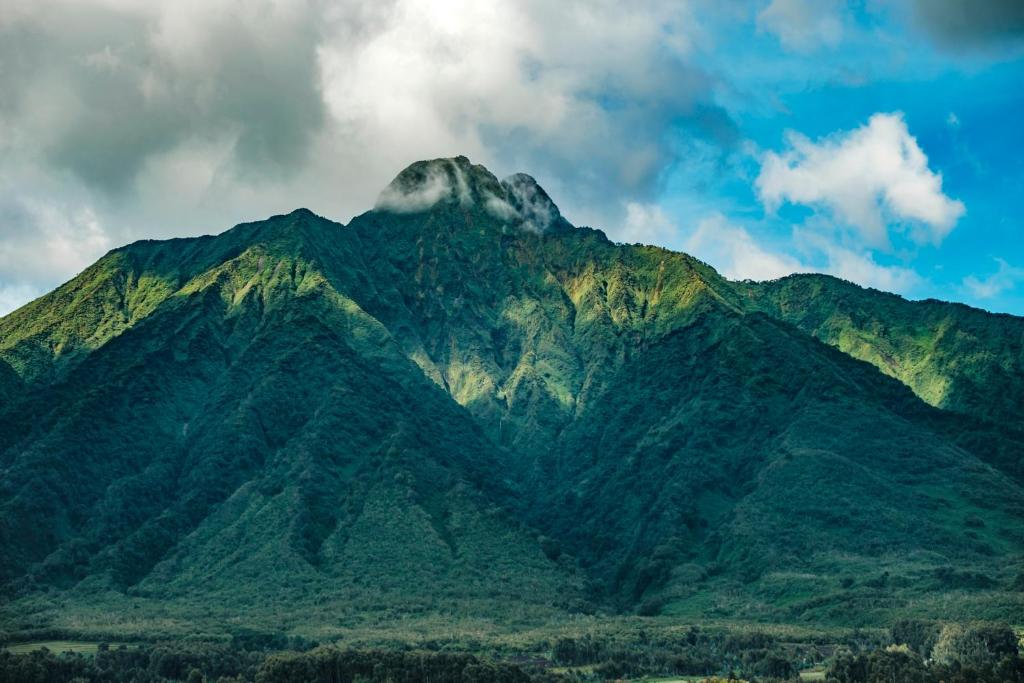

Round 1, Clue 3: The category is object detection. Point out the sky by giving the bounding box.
[0,0,1022,316]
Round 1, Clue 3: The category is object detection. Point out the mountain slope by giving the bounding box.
[0,156,1021,637]
[744,274,1024,427]
[0,210,583,633]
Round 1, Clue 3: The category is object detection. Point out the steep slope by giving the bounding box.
[0,232,252,385]
[744,274,1024,427]
[0,357,18,395]
[533,307,1023,618]
[0,209,582,635]
[0,156,1021,637]
[322,159,1024,618]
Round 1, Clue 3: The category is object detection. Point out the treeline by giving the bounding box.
[0,643,262,683]
[1,620,1021,682]
[0,645,547,683]
[549,628,801,680]
[826,621,1024,683]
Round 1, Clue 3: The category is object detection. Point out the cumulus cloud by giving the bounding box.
[614,203,678,245]
[0,187,113,316]
[0,0,744,313]
[0,193,111,284]
[910,0,1024,47]
[793,228,922,293]
[0,0,326,193]
[317,0,737,218]
[963,258,1024,299]
[756,0,844,52]
[685,213,806,281]
[756,113,965,249]
[682,213,921,295]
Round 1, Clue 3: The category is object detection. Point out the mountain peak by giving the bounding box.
[374,156,564,232]
[501,173,561,233]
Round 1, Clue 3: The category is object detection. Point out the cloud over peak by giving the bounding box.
[374,156,563,232]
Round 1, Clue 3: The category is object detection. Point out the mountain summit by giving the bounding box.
[375,156,566,233]
[0,157,1022,639]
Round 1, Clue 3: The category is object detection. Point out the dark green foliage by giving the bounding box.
[548,627,804,680]
[931,622,1019,667]
[0,645,538,683]
[827,648,929,683]
[0,643,265,683]
[827,644,1024,683]
[889,619,940,656]
[0,157,1022,638]
[746,274,1024,433]
[256,648,533,683]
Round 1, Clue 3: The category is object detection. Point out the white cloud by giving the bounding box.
[757,0,844,52]
[685,213,807,281]
[0,283,43,317]
[375,159,472,214]
[756,113,965,249]
[0,0,739,312]
[502,173,560,233]
[0,195,111,284]
[615,202,679,245]
[683,213,922,295]
[963,258,1024,299]
[794,229,922,293]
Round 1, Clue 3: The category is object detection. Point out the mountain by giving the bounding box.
[0,156,1021,640]
[745,275,1024,428]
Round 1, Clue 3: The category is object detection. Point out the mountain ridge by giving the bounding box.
[0,157,1021,639]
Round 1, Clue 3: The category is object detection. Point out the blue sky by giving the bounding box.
[0,0,1022,314]
[642,2,1024,314]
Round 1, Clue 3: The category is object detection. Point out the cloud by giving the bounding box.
[685,213,807,281]
[682,213,922,295]
[0,194,111,284]
[793,229,922,293]
[756,113,965,249]
[0,0,326,194]
[614,203,678,245]
[910,0,1024,47]
[756,0,844,52]
[0,284,43,317]
[317,0,737,219]
[502,173,561,233]
[1,0,728,207]
[375,158,473,214]
[963,258,1024,299]
[0,188,112,317]
[0,0,742,313]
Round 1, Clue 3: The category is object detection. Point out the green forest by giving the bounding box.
[1,158,1021,681]
[3,620,1023,682]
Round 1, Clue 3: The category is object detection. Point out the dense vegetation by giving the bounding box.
[1,620,1021,682]
[745,274,1024,429]
[0,157,1021,647]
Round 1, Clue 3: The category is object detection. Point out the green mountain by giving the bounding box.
[1,156,1021,640]
[745,275,1024,428]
